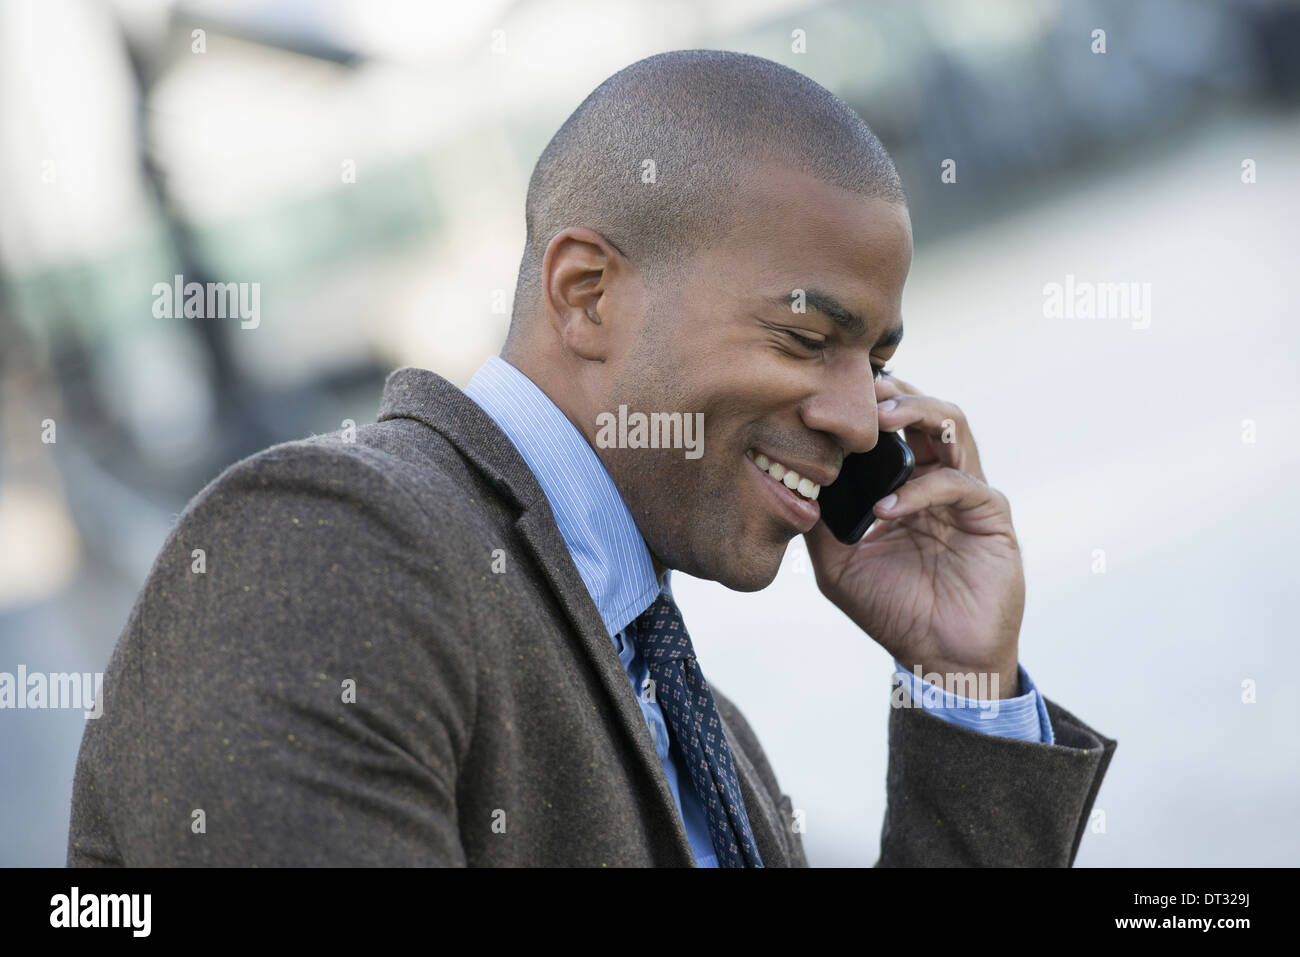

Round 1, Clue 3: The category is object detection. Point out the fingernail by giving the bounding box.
[877,494,898,510]
[878,398,898,412]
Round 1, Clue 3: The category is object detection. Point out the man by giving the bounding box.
[68,50,1115,867]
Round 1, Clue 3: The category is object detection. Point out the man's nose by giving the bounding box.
[798,355,879,457]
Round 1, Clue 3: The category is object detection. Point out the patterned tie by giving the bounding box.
[633,591,764,868]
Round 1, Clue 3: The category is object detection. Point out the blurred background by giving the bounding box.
[2,0,1298,866]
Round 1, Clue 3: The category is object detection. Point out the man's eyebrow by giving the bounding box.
[765,289,903,348]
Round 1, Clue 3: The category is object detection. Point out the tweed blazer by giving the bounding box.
[67,366,1116,867]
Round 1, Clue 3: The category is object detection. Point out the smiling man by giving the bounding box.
[68,50,1115,867]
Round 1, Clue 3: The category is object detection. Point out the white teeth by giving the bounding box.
[749,449,822,502]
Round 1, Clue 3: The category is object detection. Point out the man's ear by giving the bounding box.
[541,227,633,361]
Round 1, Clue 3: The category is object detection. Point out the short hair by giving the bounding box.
[507,49,905,338]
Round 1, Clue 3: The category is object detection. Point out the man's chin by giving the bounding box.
[719,568,780,592]
[689,539,788,593]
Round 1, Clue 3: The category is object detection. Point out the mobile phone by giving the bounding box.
[818,431,915,544]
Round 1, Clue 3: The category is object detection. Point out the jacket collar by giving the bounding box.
[461,355,666,638]
[377,365,543,513]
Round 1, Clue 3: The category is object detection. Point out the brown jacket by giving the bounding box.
[67,367,1116,866]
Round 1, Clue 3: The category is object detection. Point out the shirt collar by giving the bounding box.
[464,355,670,635]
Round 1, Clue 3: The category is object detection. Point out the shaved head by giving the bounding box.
[508,49,905,340]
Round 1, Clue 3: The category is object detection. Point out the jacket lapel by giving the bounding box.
[720,710,791,867]
[377,367,696,865]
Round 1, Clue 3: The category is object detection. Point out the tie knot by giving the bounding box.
[632,592,696,666]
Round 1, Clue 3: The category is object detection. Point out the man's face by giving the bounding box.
[597,162,913,591]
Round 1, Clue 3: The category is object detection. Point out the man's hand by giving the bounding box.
[803,374,1025,699]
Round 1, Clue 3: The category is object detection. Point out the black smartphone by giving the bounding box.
[818,431,915,544]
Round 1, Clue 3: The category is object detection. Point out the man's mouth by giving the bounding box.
[743,448,826,535]
[745,449,822,501]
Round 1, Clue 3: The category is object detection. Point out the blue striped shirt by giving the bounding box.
[465,354,1052,866]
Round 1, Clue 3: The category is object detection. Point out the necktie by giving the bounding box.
[633,591,764,868]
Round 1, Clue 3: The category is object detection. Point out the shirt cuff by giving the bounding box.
[891,659,1055,744]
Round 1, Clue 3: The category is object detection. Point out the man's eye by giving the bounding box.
[785,330,827,352]
[872,365,892,381]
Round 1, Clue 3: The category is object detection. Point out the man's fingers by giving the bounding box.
[876,393,983,479]
[908,460,947,479]
[875,372,922,400]
[874,467,1008,528]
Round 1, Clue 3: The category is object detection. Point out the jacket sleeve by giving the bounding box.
[715,680,1114,868]
[876,687,1117,866]
[67,440,477,866]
